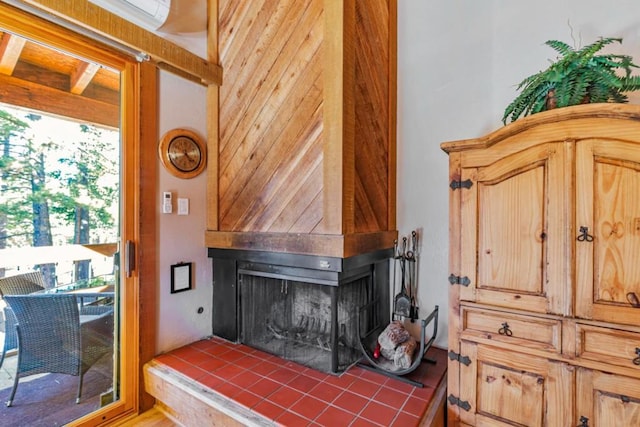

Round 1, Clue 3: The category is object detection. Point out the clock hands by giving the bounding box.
[169,146,199,172]
[160,130,206,177]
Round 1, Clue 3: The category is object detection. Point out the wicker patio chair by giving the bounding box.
[4,294,113,407]
[0,271,46,297]
[0,272,46,369]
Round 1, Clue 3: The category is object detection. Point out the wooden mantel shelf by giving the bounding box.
[204,230,397,259]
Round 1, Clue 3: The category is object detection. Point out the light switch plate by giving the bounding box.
[177,198,189,215]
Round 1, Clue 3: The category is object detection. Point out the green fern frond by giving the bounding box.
[521,72,542,86]
[592,55,638,75]
[610,91,629,103]
[545,39,574,58]
[616,55,640,75]
[593,69,623,88]
[503,36,640,124]
[620,75,640,91]
[502,96,528,124]
[576,37,622,64]
[530,83,554,111]
[567,74,590,105]
[554,77,576,107]
[503,81,551,124]
[503,75,561,123]
[588,81,614,103]
[618,94,630,103]
[530,94,549,115]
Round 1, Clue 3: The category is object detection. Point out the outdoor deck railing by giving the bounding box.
[0,243,118,288]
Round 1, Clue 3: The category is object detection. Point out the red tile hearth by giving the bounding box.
[153,336,447,426]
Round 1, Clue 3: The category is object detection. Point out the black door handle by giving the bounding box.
[576,226,594,242]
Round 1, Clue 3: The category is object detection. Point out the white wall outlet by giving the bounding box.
[162,191,172,214]
[177,198,189,215]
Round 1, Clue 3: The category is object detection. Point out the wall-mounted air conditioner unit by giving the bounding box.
[88,0,171,31]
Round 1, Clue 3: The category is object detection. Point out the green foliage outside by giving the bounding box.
[0,106,119,284]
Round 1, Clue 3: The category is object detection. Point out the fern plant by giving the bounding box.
[502,37,640,124]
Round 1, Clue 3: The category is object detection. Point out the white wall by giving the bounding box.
[156,70,211,352]
[398,0,640,348]
[156,1,640,352]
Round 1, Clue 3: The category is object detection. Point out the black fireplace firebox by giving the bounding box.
[208,248,391,374]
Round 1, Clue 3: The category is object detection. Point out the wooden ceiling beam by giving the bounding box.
[12,61,119,106]
[0,71,118,128]
[12,60,69,91]
[0,33,26,75]
[20,0,222,85]
[70,61,100,94]
[82,80,119,106]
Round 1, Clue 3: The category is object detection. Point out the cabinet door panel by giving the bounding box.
[577,368,640,426]
[477,361,544,425]
[459,342,573,427]
[479,167,544,293]
[576,140,640,325]
[460,144,567,314]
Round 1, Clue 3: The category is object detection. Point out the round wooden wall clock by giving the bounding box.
[158,128,207,179]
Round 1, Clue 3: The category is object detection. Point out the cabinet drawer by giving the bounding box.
[577,323,640,370]
[461,306,561,353]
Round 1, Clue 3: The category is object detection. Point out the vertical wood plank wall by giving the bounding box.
[212,0,395,253]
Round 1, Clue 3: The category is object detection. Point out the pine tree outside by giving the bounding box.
[0,104,119,288]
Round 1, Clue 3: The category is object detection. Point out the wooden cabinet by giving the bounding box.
[442,104,640,426]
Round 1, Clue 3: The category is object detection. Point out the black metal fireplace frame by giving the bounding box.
[208,247,391,372]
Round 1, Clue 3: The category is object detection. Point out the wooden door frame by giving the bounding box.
[137,61,158,414]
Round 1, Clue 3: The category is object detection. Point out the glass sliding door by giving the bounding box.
[0,8,139,425]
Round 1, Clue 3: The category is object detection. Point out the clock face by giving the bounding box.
[168,136,202,172]
[159,129,206,179]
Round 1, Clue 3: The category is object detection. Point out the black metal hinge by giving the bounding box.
[448,394,471,411]
[448,350,471,366]
[450,179,473,190]
[448,274,470,287]
[578,416,589,427]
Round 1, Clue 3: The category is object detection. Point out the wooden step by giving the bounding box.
[143,343,448,427]
[143,360,273,427]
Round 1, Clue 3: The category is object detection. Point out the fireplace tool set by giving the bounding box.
[393,231,419,321]
[355,229,439,387]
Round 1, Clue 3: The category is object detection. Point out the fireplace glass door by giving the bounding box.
[240,273,371,373]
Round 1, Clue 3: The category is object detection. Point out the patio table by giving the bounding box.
[36,280,115,314]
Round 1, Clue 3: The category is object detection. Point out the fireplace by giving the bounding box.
[208,248,391,374]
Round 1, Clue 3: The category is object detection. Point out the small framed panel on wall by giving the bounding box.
[171,262,192,293]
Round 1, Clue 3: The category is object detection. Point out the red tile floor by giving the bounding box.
[154,336,447,426]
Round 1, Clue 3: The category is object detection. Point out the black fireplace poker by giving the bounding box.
[392,230,420,322]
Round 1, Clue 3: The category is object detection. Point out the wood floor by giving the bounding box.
[116,407,177,426]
